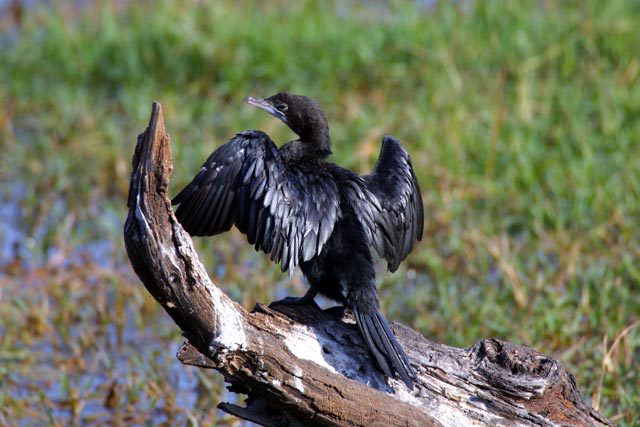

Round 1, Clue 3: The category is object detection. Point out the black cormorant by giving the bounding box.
[172,93,424,388]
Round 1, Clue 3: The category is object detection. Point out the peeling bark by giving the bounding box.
[124,102,613,427]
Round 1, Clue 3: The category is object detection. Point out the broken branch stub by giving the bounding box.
[124,102,612,427]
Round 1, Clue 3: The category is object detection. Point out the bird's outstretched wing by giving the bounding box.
[172,130,339,273]
[346,136,424,272]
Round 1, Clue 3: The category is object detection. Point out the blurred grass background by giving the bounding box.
[1,0,639,425]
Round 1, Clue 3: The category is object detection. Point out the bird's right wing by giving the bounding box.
[172,130,339,273]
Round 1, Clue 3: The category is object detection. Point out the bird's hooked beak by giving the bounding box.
[244,96,288,124]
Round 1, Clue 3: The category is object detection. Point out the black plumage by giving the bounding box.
[172,93,424,388]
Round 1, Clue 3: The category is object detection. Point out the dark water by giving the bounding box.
[0,179,244,425]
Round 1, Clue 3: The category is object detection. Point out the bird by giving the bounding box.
[172,92,424,388]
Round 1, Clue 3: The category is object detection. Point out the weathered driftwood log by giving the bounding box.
[124,102,612,427]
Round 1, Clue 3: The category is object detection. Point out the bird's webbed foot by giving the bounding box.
[269,287,318,308]
[323,305,347,318]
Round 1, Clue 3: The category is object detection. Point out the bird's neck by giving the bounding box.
[305,126,332,158]
[283,127,332,162]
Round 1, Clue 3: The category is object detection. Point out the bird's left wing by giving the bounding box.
[172,130,339,273]
[344,136,424,272]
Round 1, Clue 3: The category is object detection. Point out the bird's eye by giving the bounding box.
[277,103,288,112]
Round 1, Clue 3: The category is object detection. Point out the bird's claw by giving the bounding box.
[269,288,319,308]
[269,295,318,308]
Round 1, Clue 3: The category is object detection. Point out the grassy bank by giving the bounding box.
[1,0,639,424]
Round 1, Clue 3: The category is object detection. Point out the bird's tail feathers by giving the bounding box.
[353,308,416,388]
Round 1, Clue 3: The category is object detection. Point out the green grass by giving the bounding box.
[1,0,639,425]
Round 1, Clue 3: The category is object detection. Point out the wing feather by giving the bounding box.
[345,136,423,272]
[172,130,339,272]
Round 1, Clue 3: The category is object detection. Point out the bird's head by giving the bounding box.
[244,92,331,157]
